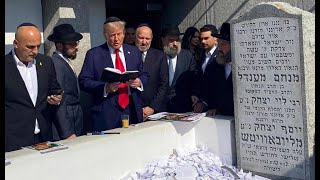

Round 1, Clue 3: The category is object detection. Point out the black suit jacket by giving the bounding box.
[197,48,219,100]
[142,48,169,112]
[78,43,148,131]
[5,52,61,152]
[52,52,83,139]
[166,49,199,113]
[205,62,234,116]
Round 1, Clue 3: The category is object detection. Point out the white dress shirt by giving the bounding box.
[12,50,40,134]
[167,55,177,86]
[141,51,147,62]
[202,46,217,73]
[225,62,232,79]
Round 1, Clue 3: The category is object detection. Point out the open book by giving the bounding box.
[24,141,68,154]
[101,67,140,83]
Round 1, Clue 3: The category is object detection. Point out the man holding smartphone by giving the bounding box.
[5,23,62,152]
[48,23,84,140]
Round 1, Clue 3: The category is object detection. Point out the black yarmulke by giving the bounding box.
[104,16,122,24]
[17,22,38,28]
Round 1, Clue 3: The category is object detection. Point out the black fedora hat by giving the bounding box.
[48,24,83,43]
[161,25,181,38]
[213,22,230,42]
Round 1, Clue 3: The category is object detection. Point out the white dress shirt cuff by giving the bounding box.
[201,100,208,107]
[103,83,109,97]
[137,82,144,91]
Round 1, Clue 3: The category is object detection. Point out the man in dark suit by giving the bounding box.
[193,24,219,113]
[5,23,62,152]
[78,17,148,131]
[135,24,169,120]
[48,24,83,140]
[161,25,200,113]
[206,22,234,116]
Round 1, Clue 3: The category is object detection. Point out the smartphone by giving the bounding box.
[54,89,64,95]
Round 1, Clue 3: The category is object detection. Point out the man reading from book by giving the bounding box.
[78,17,148,131]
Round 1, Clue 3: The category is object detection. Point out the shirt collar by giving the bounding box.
[107,44,124,54]
[55,51,70,63]
[205,46,217,57]
[12,49,36,66]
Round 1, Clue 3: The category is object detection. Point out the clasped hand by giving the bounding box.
[47,92,63,105]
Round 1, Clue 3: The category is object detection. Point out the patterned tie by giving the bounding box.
[115,49,129,108]
[141,52,146,62]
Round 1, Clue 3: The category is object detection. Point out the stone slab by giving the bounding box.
[231,2,314,180]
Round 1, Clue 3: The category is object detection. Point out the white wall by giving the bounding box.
[5,117,235,179]
[5,0,44,54]
[89,0,106,48]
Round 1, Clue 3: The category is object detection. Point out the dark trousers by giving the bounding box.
[34,133,43,144]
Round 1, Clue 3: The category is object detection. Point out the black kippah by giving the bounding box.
[104,16,121,24]
[137,23,151,29]
[17,22,38,29]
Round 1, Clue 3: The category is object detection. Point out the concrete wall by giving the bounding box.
[162,0,315,33]
[5,117,236,179]
[89,0,106,48]
[5,0,106,75]
[5,0,44,54]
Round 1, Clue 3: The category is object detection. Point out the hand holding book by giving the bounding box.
[101,67,140,83]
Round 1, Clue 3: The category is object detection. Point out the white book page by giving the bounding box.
[104,67,122,74]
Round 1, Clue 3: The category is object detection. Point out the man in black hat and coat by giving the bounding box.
[48,23,83,140]
[161,25,200,113]
[205,22,234,116]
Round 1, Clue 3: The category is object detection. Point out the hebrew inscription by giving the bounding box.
[233,17,305,179]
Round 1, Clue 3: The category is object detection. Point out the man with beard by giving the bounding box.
[48,24,83,140]
[161,25,199,113]
[206,22,234,116]
[135,24,169,120]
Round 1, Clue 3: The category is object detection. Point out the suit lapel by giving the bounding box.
[123,45,133,71]
[7,53,35,106]
[53,52,76,77]
[100,43,114,68]
[53,53,80,94]
[207,48,218,66]
[143,49,152,70]
[170,53,183,87]
[35,56,45,106]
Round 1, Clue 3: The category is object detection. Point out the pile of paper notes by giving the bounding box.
[148,112,206,122]
[5,158,11,166]
[125,146,270,180]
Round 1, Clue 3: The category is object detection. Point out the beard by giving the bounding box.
[136,43,150,52]
[216,50,231,65]
[62,47,77,60]
[163,44,181,58]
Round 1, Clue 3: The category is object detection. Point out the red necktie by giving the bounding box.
[115,49,129,108]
